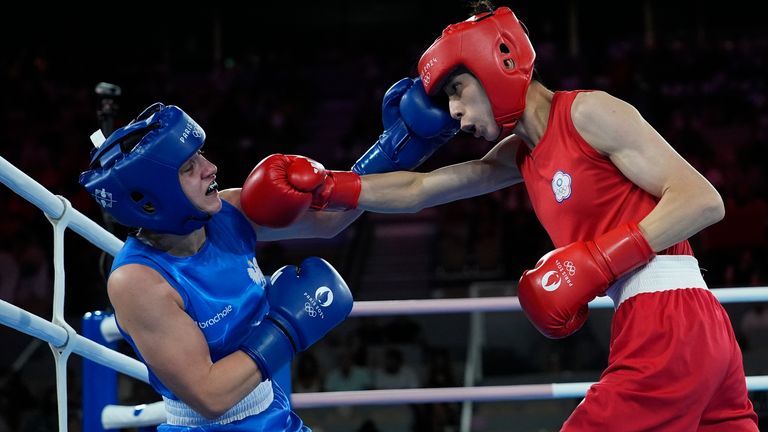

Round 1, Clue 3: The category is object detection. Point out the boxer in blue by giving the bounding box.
[79,79,458,431]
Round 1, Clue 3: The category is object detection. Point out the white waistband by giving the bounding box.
[605,255,708,309]
[163,380,274,427]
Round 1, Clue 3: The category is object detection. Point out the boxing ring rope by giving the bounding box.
[0,157,123,256]
[0,155,146,432]
[95,289,768,342]
[1,153,768,431]
[97,288,768,429]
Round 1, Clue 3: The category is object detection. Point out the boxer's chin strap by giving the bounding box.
[496,129,513,142]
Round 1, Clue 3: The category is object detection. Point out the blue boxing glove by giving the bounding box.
[239,257,353,380]
[352,77,459,175]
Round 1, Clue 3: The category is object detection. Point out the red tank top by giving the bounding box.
[516,90,692,255]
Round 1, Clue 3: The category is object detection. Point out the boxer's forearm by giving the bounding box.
[357,158,521,213]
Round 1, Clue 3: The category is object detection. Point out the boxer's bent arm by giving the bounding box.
[108,264,262,419]
[358,137,523,213]
[571,91,724,251]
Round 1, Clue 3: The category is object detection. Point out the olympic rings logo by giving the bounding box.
[564,261,576,276]
[304,302,317,317]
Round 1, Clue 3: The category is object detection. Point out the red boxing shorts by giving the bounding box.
[563,256,758,431]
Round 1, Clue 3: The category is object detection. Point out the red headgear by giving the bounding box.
[418,7,536,137]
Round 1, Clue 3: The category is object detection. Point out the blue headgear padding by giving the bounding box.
[79,103,211,235]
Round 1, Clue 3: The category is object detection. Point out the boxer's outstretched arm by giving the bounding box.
[221,137,522,241]
[358,136,523,213]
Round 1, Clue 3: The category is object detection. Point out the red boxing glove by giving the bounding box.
[241,154,361,228]
[518,223,655,339]
[306,170,362,212]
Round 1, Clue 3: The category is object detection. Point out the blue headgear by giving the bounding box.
[79,103,211,235]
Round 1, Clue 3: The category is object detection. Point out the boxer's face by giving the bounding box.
[179,151,221,214]
[444,72,500,141]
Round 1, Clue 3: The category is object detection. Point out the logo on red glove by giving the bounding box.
[540,259,576,292]
[564,261,576,276]
[541,271,561,291]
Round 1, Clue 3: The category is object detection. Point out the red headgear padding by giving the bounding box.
[418,7,535,137]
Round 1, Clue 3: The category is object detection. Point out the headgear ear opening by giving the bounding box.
[79,103,210,235]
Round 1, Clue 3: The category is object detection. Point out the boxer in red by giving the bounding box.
[240,3,759,431]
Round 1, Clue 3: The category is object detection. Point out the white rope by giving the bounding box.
[350,288,768,316]
[0,298,68,346]
[99,374,768,427]
[96,287,768,342]
[0,299,148,383]
[0,155,123,256]
[101,403,167,430]
[49,197,76,432]
[294,375,768,407]
[0,155,129,432]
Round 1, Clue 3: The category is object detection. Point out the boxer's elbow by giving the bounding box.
[199,404,228,420]
[681,188,725,232]
[697,187,725,227]
[184,392,235,419]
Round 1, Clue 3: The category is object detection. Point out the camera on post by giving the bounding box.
[95,82,122,136]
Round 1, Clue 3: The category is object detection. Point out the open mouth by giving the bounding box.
[206,180,219,195]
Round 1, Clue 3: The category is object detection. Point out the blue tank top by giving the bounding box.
[111,201,270,400]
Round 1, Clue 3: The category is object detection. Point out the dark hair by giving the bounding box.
[469,0,496,14]
[465,2,543,87]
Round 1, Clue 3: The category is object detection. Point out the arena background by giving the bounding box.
[0,1,766,431]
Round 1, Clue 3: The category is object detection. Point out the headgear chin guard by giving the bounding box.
[79,103,210,235]
[418,7,536,138]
